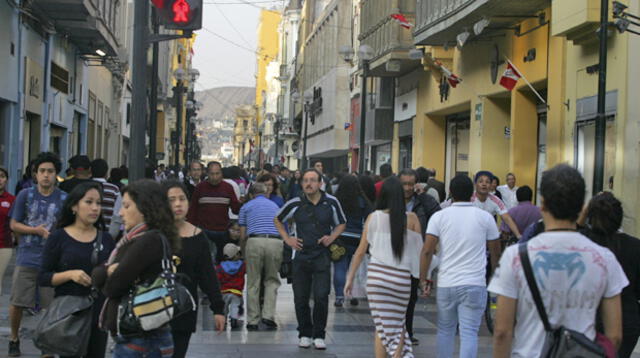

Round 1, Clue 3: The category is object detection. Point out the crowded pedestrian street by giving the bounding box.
[0,256,494,357]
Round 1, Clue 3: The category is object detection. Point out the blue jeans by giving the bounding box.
[113,328,174,358]
[436,285,487,358]
[332,242,356,300]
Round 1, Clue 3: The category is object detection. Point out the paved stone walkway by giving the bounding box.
[0,257,637,357]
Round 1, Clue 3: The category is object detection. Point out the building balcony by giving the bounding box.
[359,0,420,77]
[32,0,120,57]
[413,0,549,46]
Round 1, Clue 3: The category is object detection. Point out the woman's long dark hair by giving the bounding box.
[586,192,623,255]
[376,176,406,261]
[358,174,376,205]
[122,179,180,254]
[335,175,370,217]
[57,181,106,230]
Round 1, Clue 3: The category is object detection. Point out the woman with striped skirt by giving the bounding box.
[345,177,423,358]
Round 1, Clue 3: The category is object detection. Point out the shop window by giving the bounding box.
[576,116,616,198]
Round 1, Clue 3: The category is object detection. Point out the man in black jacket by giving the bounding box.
[399,168,441,345]
[426,168,446,203]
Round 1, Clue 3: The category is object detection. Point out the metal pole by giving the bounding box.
[149,7,159,168]
[129,0,149,181]
[302,105,309,169]
[358,60,369,174]
[274,117,279,164]
[594,0,608,194]
[174,81,183,168]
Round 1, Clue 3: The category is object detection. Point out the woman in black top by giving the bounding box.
[92,179,181,358]
[164,181,225,358]
[583,192,640,358]
[39,182,115,358]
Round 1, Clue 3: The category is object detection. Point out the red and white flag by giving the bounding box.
[499,62,522,91]
[390,14,414,29]
[436,61,462,88]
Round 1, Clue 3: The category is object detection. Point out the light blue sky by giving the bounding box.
[193,1,284,90]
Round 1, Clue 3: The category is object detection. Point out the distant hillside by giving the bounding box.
[195,87,255,121]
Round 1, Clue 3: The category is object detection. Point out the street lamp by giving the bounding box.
[173,68,187,168]
[301,92,313,169]
[341,44,374,174]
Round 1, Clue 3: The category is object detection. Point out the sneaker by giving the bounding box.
[8,340,20,357]
[246,324,259,331]
[334,298,344,307]
[350,298,359,306]
[410,336,420,346]
[298,337,313,349]
[313,338,327,350]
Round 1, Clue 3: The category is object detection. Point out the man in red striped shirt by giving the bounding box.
[187,161,240,262]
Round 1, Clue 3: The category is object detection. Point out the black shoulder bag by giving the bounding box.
[33,232,103,356]
[518,242,606,358]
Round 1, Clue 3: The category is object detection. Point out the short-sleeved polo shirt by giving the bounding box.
[277,193,346,259]
[238,195,280,236]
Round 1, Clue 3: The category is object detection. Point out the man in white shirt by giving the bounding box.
[497,173,518,210]
[440,171,522,240]
[419,174,502,358]
[489,164,627,358]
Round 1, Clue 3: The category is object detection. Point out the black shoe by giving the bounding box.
[350,298,359,306]
[410,336,419,346]
[261,319,278,330]
[334,298,344,307]
[246,324,259,331]
[8,340,20,357]
[230,318,239,329]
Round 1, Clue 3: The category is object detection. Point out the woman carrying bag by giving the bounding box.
[92,179,182,357]
[37,182,115,358]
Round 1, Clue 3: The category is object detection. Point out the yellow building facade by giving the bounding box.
[402,0,640,235]
[255,9,282,133]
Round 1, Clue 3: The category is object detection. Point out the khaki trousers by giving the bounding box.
[245,237,283,325]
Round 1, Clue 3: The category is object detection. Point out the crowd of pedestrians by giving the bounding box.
[0,151,636,358]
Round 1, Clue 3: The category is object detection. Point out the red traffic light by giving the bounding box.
[172,0,191,23]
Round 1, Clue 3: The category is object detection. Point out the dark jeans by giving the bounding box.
[332,241,357,300]
[171,330,192,358]
[113,327,173,358]
[405,277,419,338]
[618,333,640,358]
[206,230,232,264]
[292,253,331,339]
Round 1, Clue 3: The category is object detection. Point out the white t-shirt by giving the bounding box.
[441,193,507,217]
[426,202,500,287]
[497,184,518,210]
[488,232,629,358]
[224,179,241,220]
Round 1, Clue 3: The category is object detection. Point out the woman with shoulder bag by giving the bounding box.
[163,181,226,358]
[38,182,116,358]
[92,179,181,358]
[332,175,372,307]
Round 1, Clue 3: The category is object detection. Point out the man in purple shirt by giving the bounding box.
[499,186,542,236]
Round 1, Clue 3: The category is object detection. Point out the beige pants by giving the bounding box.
[245,237,283,325]
[0,248,12,296]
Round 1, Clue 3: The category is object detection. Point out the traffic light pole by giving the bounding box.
[130,0,150,182]
[149,7,160,169]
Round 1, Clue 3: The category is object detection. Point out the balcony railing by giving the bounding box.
[359,0,418,75]
[414,0,549,45]
[32,0,120,57]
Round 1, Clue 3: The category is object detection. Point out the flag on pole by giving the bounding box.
[390,14,414,29]
[435,61,462,88]
[499,62,522,91]
[344,122,353,130]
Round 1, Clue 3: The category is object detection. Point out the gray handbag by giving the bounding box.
[519,242,606,358]
[33,232,103,356]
